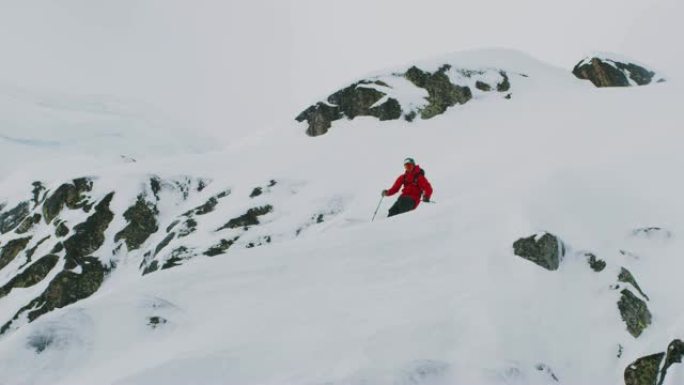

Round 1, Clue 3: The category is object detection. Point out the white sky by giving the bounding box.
[0,0,681,143]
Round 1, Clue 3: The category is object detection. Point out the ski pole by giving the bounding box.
[371,196,384,222]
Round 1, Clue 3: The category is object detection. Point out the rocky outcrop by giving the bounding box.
[217,205,273,231]
[0,255,60,299]
[0,201,30,234]
[15,213,41,234]
[513,232,565,270]
[404,65,472,119]
[296,63,516,136]
[204,237,239,257]
[42,178,94,224]
[295,80,402,136]
[613,267,651,338]
[619,268,649,301]
[0,237,32,271]
[573,56,663,87]
[624,339,684,385]
[0,194,114,334]
[585,253,606,272]
[114,195,158,251]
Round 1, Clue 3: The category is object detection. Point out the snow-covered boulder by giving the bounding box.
[512,232,566,270]
[572,54,664,87]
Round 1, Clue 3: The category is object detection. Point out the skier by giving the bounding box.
[382,157,433,217]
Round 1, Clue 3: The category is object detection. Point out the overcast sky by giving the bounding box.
[0,0,680,143]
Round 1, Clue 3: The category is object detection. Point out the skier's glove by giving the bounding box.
[422,196,430,203]
[381,190,388,197]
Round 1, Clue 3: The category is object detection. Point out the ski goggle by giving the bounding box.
[403,157,415,165]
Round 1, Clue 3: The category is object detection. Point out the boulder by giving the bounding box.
[618,289,651,338]
[573,56,662,87]
[513,232,566,270]
[625,352,664,385]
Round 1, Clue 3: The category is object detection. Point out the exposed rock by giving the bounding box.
[658,339,684,385]
[15,213,41,234]
[513,232,566,271]
[23,236,51,266]
[148,316,168,328]
[585,253,606,272]
[619,267,649,300]
[217,205,273,231]
[42,178,94,224]
[0,201,30,234]
[31,181,46,208]
[150,177,162,201]
[142,260,159,275]
[166,220,180,233]
[114,195,158,251]
[51,242,64,254]
[624,339,684,385]
[0,237,32,271]
[204,237,239,256]
[625,352,664,385]
[0,255,60,299]
[177,218,197,238]
[328,81,401,121]
[497,71,511,92]
[160,246,193,271]
[296,102,342,137]
[55,222,69,238]
[475,81,492,91]
[246,236,271,249]
[618,289,651,338]
[404,65,472,119]
[296,80,402,137]
[250,187,263,198]
[573,56,660,87]
[154,232,176,256]
[63,193,115,269]
[1,256,105,334]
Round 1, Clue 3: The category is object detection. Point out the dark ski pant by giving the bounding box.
[388,195,416,217]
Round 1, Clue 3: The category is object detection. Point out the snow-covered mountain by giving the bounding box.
[0,49,682,385]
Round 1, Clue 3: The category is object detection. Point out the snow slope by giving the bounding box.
[0,82,216,182]
[0,49,683,385]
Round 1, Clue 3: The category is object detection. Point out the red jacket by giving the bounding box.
[386,165,433,207]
